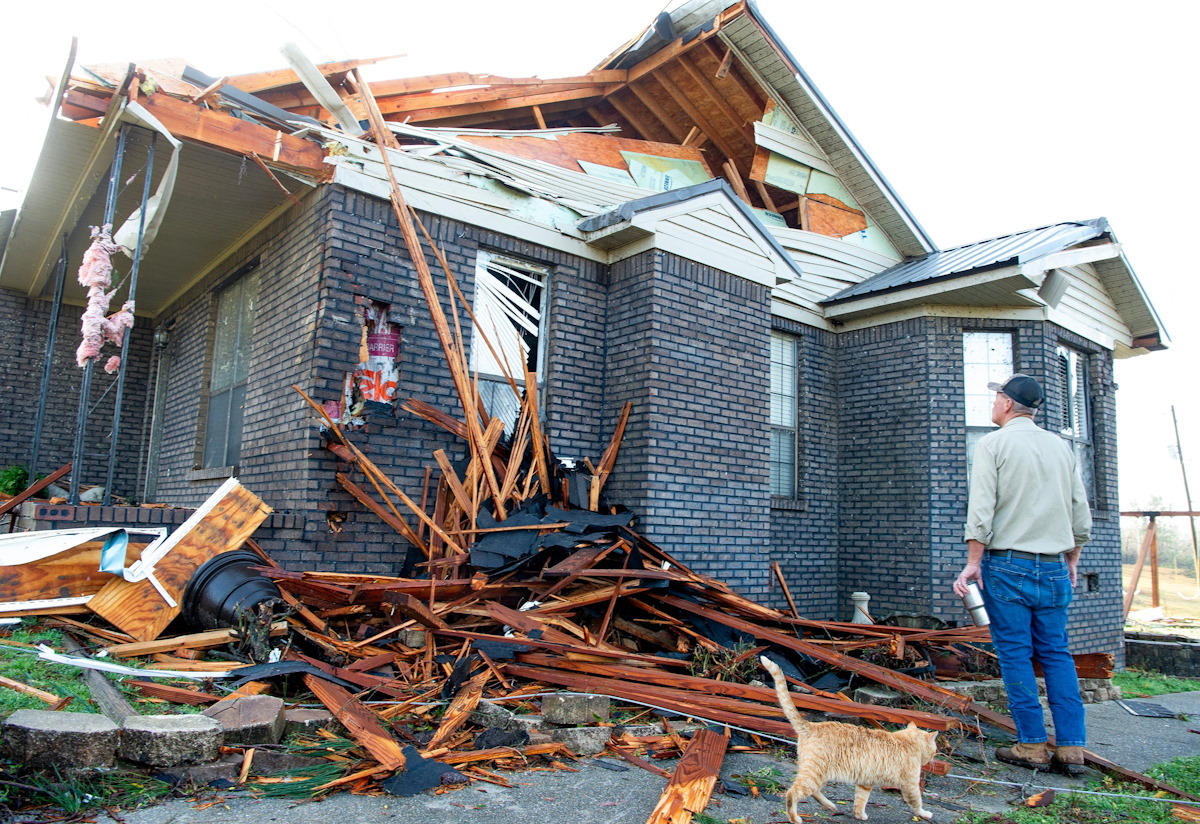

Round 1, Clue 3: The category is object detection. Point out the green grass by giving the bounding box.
[0,767,174,818]
[1113,668,1200,697]
[730,764,790,795]
[0,625,97,717]
[953,755,1200,824]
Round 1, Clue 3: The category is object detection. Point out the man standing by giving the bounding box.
[954,374,1091,775]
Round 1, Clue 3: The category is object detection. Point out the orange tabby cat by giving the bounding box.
[760,656,937,821]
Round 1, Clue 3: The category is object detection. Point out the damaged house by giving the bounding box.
[0,0,1166,661]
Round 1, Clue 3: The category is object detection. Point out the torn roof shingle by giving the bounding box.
[823,218,1111,305]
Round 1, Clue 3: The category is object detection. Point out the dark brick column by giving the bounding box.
[602,250,773,598]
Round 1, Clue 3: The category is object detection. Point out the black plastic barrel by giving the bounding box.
[181,549,281,631]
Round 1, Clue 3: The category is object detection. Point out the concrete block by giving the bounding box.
[396,629,428,648]
[283,708,338,739]
[202,695,285,745]
[506,714,545,733]
[852,686,906,707]
[469,701,516,730]
[2,710,118,771]
[542,694,610,726]
[548,725,613,756]
[120,714,223,767]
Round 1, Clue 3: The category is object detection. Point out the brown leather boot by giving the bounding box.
[1052,745,1086,776]
[996,741,1052,770]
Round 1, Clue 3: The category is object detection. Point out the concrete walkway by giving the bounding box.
[95,692,1200,824]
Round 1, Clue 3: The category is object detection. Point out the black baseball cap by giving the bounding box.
[988,374,1044,408]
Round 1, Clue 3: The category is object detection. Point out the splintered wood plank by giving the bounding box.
[383,591,449,630]
[103,622,287,658]
[0,674,63,705]
[423,670,489,752]
[0,540,147,603]
[125,681,222,705]
[1034,652,1114,680]
[136,92,326,174]
[303,674,407,771]
[646,729,728,824]
[86,481,272,642]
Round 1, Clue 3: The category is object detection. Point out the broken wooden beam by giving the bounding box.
[645,728,728,824]
[303,674,407,771]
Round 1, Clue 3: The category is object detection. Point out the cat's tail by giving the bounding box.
[760,655,809,739]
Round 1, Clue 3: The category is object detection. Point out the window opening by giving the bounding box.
[203,265,259,468]
[1057,344,1095,499]
[963,331,1013,474]
[471,252,549,431]
[770,331,799,498]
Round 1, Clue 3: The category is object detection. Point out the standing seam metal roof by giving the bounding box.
[823,218,1111,304]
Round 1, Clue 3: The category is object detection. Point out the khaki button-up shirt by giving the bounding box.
[964,416,1092,553]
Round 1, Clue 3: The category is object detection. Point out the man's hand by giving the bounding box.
[1065,547,1081,587]
[953,563,983,597]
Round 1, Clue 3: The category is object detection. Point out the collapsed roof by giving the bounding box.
[0,0,1166,353]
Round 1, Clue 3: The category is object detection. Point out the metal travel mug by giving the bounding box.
[961,582,989,626]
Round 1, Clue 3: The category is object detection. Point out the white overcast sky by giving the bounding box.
[2,0,1197,510]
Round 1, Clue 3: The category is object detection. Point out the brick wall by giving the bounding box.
[830,315,1121,656]
[0,284,154,502]
[603,250,773,598]
[0,181,1127,658]
[768,319,840,618]
[835,318,934,619]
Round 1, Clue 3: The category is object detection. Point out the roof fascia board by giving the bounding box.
[743,0,936,253]
[770,295,834,330]
[1096,250,1170,347]
[579,178,803,282]
[1018,241,1122,280]
[823,264,1040,320]
[832,303,1048,333]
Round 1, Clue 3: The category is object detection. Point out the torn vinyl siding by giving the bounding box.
[769,227,899,326]
[1045,263,1134,352]
[752,122,899,259]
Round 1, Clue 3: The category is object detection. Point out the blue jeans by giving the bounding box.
[981,553,1086,746]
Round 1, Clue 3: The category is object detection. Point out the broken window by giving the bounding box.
[770,331,799,498]
[1057,344,1095,500]
[963,331,1013,475]
[203,263,259,469]
[470,252,549,430]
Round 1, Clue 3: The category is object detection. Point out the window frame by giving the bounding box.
[1056,343,1096,502]
[962,330,1015,476]
[198,261,260,472]
[470,251,551,431]
[769,330,801,503]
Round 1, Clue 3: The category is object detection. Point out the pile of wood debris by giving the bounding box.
[3,113,1197,817]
